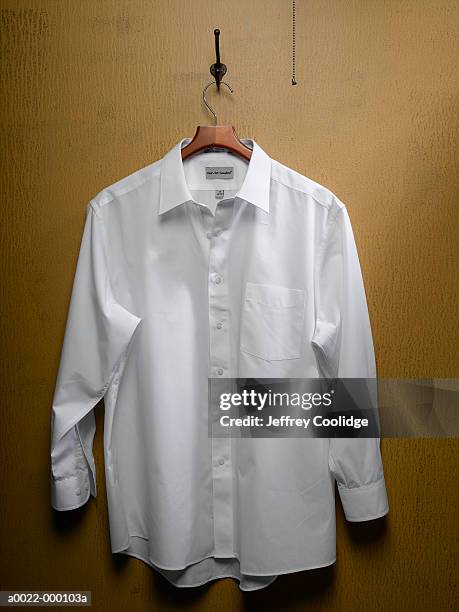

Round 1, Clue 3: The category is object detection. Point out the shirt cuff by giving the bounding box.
[337,476,389,522]
[51,471,93,511]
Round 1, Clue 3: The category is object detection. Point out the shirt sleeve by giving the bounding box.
[50,202,142,511]
[311,199,389,522]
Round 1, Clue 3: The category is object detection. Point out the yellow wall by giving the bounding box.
[0,1,457,610]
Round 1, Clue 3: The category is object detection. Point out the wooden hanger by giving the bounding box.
[181,122,252,162]
[181,29,252,163]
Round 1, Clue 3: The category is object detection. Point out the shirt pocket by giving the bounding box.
[240,282,306,361]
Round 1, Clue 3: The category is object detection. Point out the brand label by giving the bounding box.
[206,167,234,180]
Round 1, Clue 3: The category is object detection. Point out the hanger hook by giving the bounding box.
[202,80,234,126]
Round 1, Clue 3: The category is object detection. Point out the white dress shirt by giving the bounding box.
[50,137,389,591]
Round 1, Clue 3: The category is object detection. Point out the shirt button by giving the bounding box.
[75,488,81,496]
[216,322,223,329]
[218,458,225,466]
[217,368,224,376]
[214,275,222,284]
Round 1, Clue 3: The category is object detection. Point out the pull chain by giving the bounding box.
[292,0,297,85]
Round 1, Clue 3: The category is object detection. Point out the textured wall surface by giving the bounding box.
[0,1,458,610]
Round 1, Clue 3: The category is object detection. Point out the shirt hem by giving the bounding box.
[118,549,278,591]
[113,536,336,575]
[240,556,337,577]
[114,538,337,590]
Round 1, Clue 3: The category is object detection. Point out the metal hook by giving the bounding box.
[202,80,234,126]
[210,28,227,90]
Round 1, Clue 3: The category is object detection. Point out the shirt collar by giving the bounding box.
[159,137,272,215]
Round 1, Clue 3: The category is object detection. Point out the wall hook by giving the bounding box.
[210,28,227,90]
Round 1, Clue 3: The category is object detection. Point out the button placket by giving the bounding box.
[208,201,234,556]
